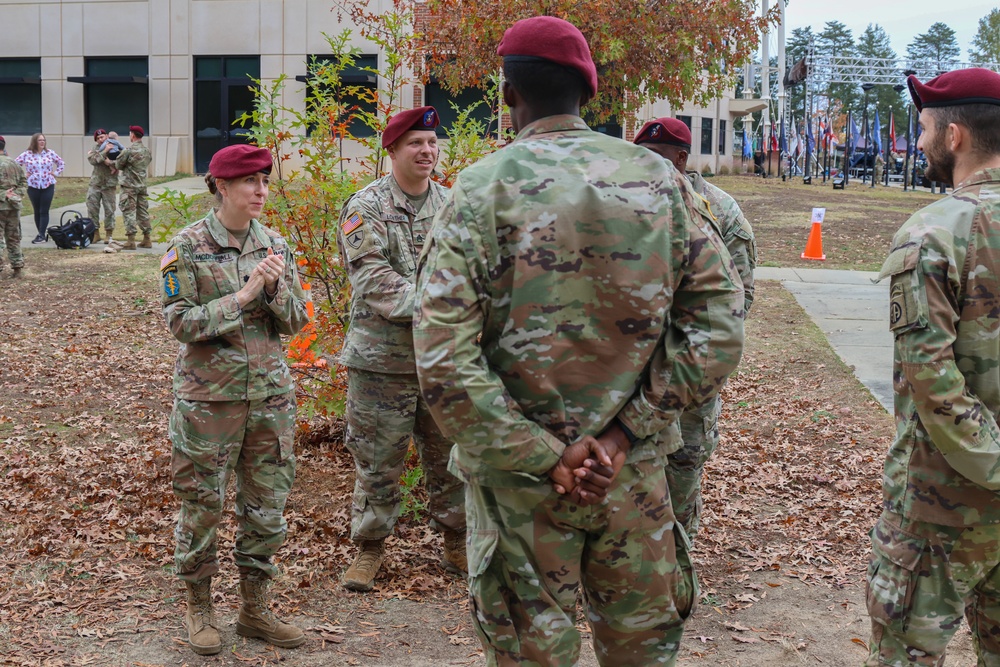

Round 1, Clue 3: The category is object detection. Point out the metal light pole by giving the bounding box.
[861,83,874,185]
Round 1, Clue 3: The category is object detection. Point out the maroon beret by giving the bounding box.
[208,144,273,179]
[93,128,107,141]
[497,16,597,98]
[0,135,5,144]
[634,117,692,148]
[382,106,439,149]
[908,68,1000,112]
[129,125,145,137]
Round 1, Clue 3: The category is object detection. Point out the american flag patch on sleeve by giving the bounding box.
[342,211,364,234]
[160,247,178,271]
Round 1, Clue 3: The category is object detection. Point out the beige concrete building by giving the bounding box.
[0,0,755,177]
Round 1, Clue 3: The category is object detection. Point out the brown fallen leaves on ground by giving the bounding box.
[0,257,891,665]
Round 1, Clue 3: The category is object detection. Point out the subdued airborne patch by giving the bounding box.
[888,280,915,331]
[163,270,180,298]
[160,247,178,272]
[342,211,364,234]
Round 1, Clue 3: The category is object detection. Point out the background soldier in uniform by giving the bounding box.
[163,145,310,655]
[414,16,744,666]
[86,129,118,243]
[336,106,466,592]
[115,125,152,250]
[635,117,757,538]
[865,68,1000,665]
[0,136,27,278]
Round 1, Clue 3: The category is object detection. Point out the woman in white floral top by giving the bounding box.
[16,133,65,243]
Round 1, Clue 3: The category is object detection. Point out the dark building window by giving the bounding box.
[193,56,261,173]
[423,76,496,138]
[0,59,42,135]
[677,115,692,131]
[300,54,378,138]
[719,119,727,155]
[68,57,149,136]
[701,118,713,155]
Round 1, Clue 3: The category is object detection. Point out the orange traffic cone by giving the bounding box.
[801,221,826,260]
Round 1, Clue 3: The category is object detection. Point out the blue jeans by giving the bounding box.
[27,185,54,238]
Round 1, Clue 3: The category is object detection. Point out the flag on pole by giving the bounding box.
[806,118,815,153]
[824,118,835,148]
[770,120,779,151]
[906,111,914,157]
[742,129,752,159]
[819,118,827,149]
[872,110,882,154]
[850,115,860,148]
[891,114,898,152]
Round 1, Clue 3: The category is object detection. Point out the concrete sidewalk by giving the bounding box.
[17,175,209,255]
[755,266,892,412]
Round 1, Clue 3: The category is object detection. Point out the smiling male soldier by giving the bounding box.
[335,106,466,592]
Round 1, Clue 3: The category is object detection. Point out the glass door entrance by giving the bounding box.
[194,56,260,173]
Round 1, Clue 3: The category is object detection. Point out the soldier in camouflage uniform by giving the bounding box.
[635,117,758,538]
[336,105,466,592]
[0,136,27,278]
[115,125,152,250]
[413,17,745,666]
[86,129,117,243]
[162,145,310,656]
[865,68,1000,665]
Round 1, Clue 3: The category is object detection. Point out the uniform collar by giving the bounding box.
[206,208,269,251]
[686,170,706,190]
[513,114,590,142]
[387,174,440,217]
[954,167,1000,192]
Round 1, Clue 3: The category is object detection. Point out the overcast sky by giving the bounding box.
[782,0,995,60]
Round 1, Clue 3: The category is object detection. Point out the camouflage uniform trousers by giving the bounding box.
[120,186,150,236]
[344,368,465,541]
[0,209,24,270]
[466,460,697,667]
[866,510,1000,666]
[170,392,297,583]
[666,395,721,538]
[86,185,116,233]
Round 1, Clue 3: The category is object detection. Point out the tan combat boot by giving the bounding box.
[183,579,221,655]
[123,234,137,250]
[11,267,23,279]
[236,578,305,648]
[442,529,468,574]
[103,231,113,244]
[138,232,152,248]
[342,538,386,591]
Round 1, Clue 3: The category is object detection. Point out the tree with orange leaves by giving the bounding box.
[414,0,779,120]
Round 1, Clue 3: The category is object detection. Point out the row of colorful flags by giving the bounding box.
[742,108,917,162]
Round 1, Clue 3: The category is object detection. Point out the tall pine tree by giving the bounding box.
[907,22,960,72]
[969,9,1000,65]
[856,24,906,149]
[817,21,858,133]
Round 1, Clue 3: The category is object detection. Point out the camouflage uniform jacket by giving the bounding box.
[688,171,757,313]
[0,155,27,212]
[878,167,1000,526]
[337,174,448,373]
[115,140,151,189]
[162,209,310,402]
[87,142,117,189]
[413,115,745,488]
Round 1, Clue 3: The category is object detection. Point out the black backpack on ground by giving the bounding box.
[48,210,98,249]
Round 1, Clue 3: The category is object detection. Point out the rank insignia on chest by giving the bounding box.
[346,229,365,249]
[342,211,364,234]
[163,270,180,298]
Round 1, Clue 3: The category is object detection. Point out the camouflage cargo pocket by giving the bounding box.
[866,514,926,632]
[467,528,499,579]
[169,404,224,504]
[673,519,699,621]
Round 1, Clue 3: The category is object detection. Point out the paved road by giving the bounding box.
[17,175,208,254]
[756,266,892,412]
